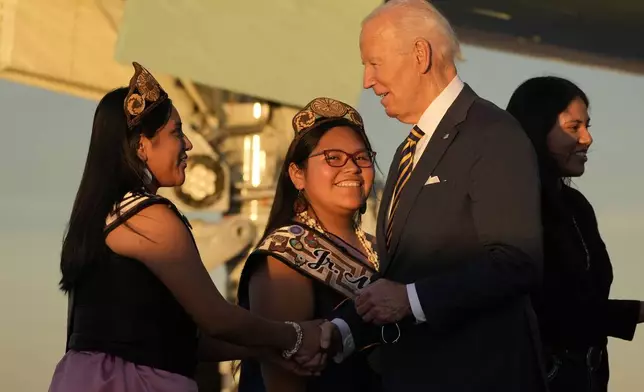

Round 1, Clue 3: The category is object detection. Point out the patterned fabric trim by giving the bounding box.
[252,224,376,299]
[104,191,192,235]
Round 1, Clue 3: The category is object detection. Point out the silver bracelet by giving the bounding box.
[282,321,303,359]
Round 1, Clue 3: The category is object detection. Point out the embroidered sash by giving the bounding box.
[252,224,376,299]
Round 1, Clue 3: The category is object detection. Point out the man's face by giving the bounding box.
[360,17,422,124]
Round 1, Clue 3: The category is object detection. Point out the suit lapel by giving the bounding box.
[384,85,478,272]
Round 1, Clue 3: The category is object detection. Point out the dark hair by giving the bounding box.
[59,87,173,292]
[261,119,374,239]
[506,76,589,214]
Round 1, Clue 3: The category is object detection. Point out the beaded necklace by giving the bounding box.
[297,210,379,271]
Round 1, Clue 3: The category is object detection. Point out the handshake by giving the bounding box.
[256,279,409,376]
[262,320,341,376]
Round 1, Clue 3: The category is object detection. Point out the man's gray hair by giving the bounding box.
[363,0,461,62]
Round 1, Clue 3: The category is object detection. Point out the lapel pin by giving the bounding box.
[442,133,450,139]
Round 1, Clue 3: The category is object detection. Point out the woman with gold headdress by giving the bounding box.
[48,63,331,392]
[236,98,382,391]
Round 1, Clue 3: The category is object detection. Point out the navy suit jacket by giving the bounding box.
[336,85,548,391]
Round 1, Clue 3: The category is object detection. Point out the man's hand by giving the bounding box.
[355,279,411,324]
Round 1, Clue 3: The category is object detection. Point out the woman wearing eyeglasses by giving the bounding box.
[236,97,382,392]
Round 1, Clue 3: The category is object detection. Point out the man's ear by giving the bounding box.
[288,163,305,190]
[413,38,432,74]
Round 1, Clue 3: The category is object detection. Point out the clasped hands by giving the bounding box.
[268,279,411,375]
[261,320,338,376]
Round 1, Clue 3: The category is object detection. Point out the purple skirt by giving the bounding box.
[48,350,198,392]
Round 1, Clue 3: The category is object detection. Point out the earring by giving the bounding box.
[293,190,307,214]
[142,167,153,185]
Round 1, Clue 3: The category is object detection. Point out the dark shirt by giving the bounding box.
[533,185,639,350]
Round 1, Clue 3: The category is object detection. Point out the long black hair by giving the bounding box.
[261,118,374,240]
[59,87,173,292]
[506,76,589,215]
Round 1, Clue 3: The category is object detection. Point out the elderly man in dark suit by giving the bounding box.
[325,1,548,390]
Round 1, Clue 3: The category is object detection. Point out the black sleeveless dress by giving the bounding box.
[236,223,382,392]
[66,191,199,379]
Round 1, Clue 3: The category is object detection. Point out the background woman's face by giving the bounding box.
[546,97,593,177]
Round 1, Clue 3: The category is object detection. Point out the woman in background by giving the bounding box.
[49,63,328,392]
[507,76,644,392]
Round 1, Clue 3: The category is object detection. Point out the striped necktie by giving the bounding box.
[386,125,425,247]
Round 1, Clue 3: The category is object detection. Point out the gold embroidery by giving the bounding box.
[254,224,375,299]
[347,107,363,126]
[293,109,316,132]
[136,69,161,102]
[297,210,379,271]
[310,97,348,117]
[123,62,169,129]
[292,97,365,135]
[126,93,145,116]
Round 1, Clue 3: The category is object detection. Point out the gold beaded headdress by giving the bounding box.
[292,97,365,137]
[123,62,169,129]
